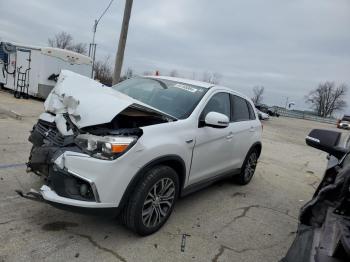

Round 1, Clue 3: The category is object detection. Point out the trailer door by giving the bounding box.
[0,45,9,85]
[14,49,31,96]
[16,49,31,72]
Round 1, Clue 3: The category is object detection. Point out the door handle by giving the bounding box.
[226,132,234,139]
[249,126,255,132]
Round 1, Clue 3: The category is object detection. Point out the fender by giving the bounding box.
[118,154,186,210]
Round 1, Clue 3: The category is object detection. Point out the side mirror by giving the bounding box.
[204,112,229,128]
[306,129,348,159]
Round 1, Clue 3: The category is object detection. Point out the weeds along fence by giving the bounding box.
[276,108,338,125]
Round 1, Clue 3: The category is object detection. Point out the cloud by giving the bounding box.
[1,0,349,111]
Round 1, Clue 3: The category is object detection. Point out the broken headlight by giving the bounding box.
[75,134,136,160]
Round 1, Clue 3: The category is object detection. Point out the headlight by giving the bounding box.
[75,134,136,160]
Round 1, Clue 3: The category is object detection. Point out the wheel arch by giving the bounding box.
[118,155,186,209]
[251,141,262,158]
[243,142,262,163]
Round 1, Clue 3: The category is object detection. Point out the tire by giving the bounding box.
[235,149,258,185]
[121,165,179,236]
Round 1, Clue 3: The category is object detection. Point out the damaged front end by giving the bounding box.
[21,70,174,210]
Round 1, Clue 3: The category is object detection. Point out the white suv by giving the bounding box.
[24,70,262,235]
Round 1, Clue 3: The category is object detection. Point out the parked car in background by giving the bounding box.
[267,107,280,117]
[256,108,269,120]
[255,104,279,117]
[283,129,350,262]
[19,71,262,235]
[337,115,350,130]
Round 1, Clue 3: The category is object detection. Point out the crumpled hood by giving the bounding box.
[44,70,172,130]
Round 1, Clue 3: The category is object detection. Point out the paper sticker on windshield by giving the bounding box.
[174,83,198,93]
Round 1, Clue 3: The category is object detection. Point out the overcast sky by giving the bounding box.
[1,0,349,112]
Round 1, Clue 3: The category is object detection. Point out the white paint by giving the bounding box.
[0,41,92,99]
[36,75,262,209]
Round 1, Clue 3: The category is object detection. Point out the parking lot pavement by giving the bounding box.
[0,96,347,262]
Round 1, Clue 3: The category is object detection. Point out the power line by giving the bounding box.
[97,0,115,23]
[89,0,115,78]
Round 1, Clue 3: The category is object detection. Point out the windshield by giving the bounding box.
[112,78,208,119]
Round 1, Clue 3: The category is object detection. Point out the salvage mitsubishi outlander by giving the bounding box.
[20,70,262,235]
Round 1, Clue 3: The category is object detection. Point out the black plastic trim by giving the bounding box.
[48,202,120,217]
[181,168,241,197]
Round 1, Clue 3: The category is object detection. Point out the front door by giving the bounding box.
[189,92,236,184]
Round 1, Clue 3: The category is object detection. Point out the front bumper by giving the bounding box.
[25,117,141,212]
[26,149,140,209]
[16,186,120,216]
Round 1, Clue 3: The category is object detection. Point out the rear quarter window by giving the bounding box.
[246,101,256,120]
[231,95,251,122]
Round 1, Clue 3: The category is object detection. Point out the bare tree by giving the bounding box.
[202,71,211,83]
[251,86,265,105]
[202,71,222,84]
[306,82,348,117]
[70,43,87,55]
[93,56,113,86]
[48,31,73,49]
[211,72,222,84]
[126,68,133,79]
[48,31,87,54]
[120,67,133,81]
[169,70,178,77]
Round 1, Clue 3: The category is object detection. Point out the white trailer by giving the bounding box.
[0,42,92,99]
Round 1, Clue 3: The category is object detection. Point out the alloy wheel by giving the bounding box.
[142,178,175,228]
[244,152,257,180]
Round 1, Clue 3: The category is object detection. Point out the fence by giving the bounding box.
[276,108,338,125]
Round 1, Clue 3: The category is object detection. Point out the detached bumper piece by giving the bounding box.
[15,189,45,203]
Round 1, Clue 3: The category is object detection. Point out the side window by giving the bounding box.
[246,101,256,120]
[231,95,250,122]
[200,92,231,121]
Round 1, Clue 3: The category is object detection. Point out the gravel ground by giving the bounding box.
[0,91,348,262]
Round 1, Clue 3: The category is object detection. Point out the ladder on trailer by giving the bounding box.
[14,66,30,99]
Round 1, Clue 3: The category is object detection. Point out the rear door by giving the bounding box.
[230,95,258,164]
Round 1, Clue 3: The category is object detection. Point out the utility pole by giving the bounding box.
[89,19,98,78]
[112,0,133,85]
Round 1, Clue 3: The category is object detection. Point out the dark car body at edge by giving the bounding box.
[282,129,350,262]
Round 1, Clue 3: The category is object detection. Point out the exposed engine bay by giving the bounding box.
[27,105,170,174]
[82,106,169,136]
[25,104,172,203]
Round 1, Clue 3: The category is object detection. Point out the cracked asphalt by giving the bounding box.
[0,91,347,262]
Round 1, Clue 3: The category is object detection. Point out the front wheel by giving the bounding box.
[235,150,258,185]
[121,165,179,236]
